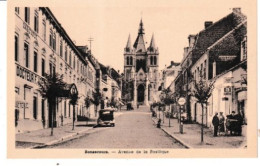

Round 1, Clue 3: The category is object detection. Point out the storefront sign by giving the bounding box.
[16,64,43,85]
[15,101,29,109]
[218,55,237,61]
[23,22,37,39]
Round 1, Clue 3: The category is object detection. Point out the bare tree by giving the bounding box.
[191,73,215,143]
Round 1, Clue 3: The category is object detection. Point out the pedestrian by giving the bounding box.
[235,113,243,136]
[212,112,219,137]
[218,112,225,136]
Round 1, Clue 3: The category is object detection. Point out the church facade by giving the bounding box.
[123,19,159,106]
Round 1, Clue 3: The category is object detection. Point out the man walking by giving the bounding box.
[212,112,219,137]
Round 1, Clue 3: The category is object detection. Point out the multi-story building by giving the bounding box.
[123,19,159,106]
[174,8,247,125]
[14,7,95,132]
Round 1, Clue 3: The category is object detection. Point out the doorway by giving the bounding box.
[137,84,145,103]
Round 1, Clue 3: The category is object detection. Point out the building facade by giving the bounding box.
[173,8,247,127]
[123,19,159,106]
[14,7,96,132]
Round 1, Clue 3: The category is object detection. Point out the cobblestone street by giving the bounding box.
[46,106,185,149]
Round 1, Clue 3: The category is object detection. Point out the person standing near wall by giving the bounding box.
[212,112,219,137]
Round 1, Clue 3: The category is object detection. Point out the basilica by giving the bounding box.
[123,19,159,106]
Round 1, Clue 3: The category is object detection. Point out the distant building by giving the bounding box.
[123,19,159,106]
[162,61,181,91]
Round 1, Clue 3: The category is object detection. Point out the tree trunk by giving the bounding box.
[72,104,75,130]
[169,104,171,127]
[201,103,204,143]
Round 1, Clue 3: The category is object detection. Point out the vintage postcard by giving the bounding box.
[7,0,257,158]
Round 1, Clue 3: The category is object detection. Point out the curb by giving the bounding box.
[151,117,192,149]
[31,126,95,149]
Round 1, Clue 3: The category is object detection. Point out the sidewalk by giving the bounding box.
[152,112,247,149]
[16,120,97,149]
[16,111,124,149]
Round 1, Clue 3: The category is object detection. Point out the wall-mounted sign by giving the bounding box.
[15,101,29,109]
[224,86,232,95]
[178,97,186,106]
[16,64,43,85]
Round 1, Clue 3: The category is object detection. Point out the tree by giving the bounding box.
[160,89,176,127]
[70,92,79,130]
[191,73,215,143]
[38,73,67,136]
[92,89,102,116]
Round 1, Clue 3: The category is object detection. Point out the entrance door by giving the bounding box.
[137,84,145,103]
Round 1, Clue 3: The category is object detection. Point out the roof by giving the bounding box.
[133,19,146,53]
[190,11,247,65]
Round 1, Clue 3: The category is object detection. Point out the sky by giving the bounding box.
[49,0,249,73]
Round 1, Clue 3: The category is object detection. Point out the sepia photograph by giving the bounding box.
[6,0,257,158]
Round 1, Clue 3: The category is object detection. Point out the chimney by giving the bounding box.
[171,61,174,66]
[204,21,213,29]
[183,47,189,57]
[188,35,196,48]
[232,8,241,14]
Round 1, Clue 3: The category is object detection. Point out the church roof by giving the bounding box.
[133,19,146,53]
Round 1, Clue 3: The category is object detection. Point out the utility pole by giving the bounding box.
[88,37,94,54]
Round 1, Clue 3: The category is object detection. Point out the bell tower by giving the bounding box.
[123,19,159,107]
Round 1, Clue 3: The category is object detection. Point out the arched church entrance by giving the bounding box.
[137,84,145,103]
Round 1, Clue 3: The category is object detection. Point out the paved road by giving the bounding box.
[47,106,185,149]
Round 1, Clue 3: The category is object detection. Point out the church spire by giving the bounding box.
[138,19,145,35]
[149,33,156,49]
[126,34,132,49]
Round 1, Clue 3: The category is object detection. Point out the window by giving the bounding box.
[241,37,247,61]
[49,29,53,47]
[130,57,133,65]
[15,35,19,62]
[150,56,153,65]
[25,7,30,24]
[42,20,46,41]
[127,57,129,65]
[49,63,53,75]
[34,10,39,33]
[154,56,157,65]
[77,60,79,73]
[33,96,37,119]
[204,60,207,79]
[24,43,29,68]
[60,40,63,57]
[33,51,38,72]
[15,7,19,14]
[65,46,68,62]
[73,56,75,69]
[53,33,56,51]
[41,58,45,76]
[69,52,72,66]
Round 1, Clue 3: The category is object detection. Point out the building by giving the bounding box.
[162,61,181,91]
[174,8,247,125]
[123,19,159,106]
[14,7,96,132]
[99,63,122,108]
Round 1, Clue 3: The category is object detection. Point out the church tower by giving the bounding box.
[123,19,159,106]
